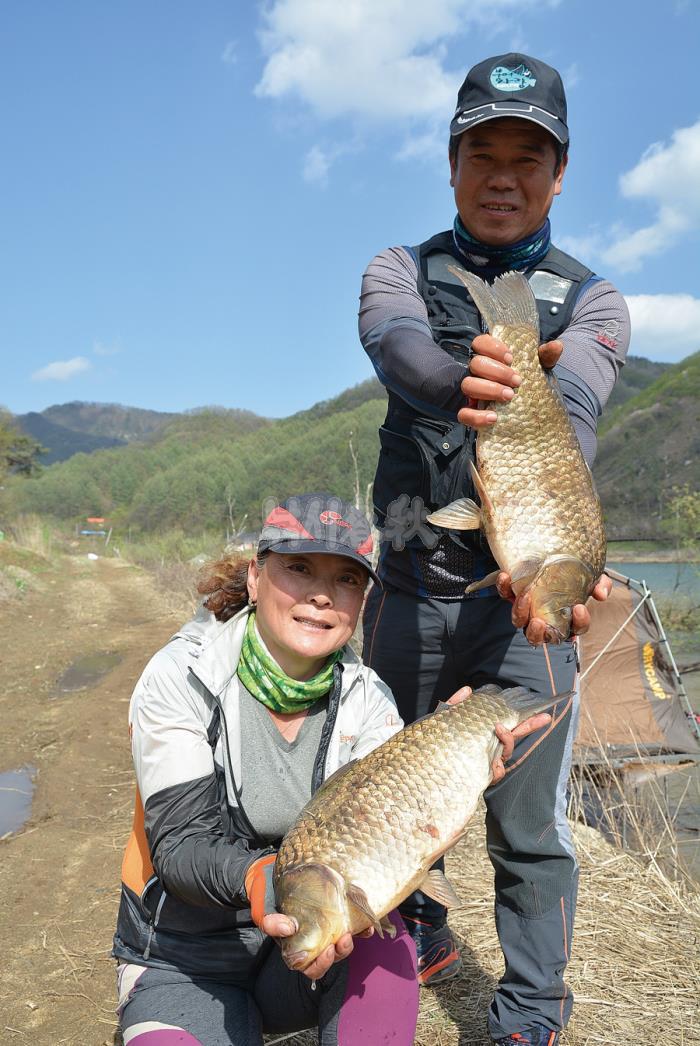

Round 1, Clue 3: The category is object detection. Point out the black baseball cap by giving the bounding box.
[450,53,569,145]
[258,492,380,586]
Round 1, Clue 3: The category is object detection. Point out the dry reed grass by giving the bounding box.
[9,512,54,557]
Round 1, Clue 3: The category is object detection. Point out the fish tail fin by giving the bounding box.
[447,267,539,334]
[477,683,571,722]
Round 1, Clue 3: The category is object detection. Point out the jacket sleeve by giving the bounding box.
[350,666,404,760]
[359,246,468,420]
[130,650,272,909]
[556,277,631,464]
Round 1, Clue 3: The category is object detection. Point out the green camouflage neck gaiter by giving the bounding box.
[237,612,340,713]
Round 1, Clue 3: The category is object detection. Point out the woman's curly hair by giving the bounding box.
[197,551,268,622]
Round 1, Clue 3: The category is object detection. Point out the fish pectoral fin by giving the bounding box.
[426,498,481,531]
[509,556,545,594]
[418,869,463,910]
[467,460,495,516]
[465,569,501,594]
[380,916,398,939]
[346,883,384,937]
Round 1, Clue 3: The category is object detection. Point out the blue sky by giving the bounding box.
[3,0,699,418]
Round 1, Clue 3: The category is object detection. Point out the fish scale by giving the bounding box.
[481,317,604,570]
[274,686,555,970]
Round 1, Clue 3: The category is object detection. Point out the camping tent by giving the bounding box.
[575,568,700,766]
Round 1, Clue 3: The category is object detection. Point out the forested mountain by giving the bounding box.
[15,403,268,465]
[4,353,696,540]
[17,412,126,464]
[40,402,176,441]
[593,351,700,538]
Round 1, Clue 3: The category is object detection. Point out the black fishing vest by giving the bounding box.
[372,232,593,550]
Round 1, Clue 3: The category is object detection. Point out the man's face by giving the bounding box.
[449,118,566,246]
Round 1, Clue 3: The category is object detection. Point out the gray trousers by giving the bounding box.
[363,584,579,1041]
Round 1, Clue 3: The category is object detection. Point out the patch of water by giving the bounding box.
[54,651,123,694]
[0,765,37,839]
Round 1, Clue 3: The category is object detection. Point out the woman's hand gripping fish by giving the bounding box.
[274,684,561,972]
[427,269,606,643]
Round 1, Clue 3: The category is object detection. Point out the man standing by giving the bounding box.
[359,54,630,1044]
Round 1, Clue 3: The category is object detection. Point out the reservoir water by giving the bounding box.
[606,560,700,601]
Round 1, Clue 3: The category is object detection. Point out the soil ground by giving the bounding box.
[0,552,183,1045]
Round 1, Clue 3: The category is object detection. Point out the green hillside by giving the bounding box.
[605,355,669,410]
[594,351,700,538]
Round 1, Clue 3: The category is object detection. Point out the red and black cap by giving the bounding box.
[451,53,569,146]
[258,493,380,586]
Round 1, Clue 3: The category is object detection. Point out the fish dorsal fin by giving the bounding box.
[314,760,357,796]
[447,266,539,334]
[418,869,463,910]
[346,883,384,936]
[426,498,481,531]
[468,460,495,516]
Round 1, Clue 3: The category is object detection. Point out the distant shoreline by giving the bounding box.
[606,548,699,564]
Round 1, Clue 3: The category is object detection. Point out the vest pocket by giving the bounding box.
[374,426,429,525]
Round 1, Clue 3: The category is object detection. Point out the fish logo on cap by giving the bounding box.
[490,64,536,91]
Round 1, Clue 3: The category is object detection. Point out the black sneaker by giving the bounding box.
[495,1027,559,1046]
[403,918,462,986]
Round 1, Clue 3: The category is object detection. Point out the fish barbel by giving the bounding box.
[274,685,562,972]
[427,268,606,642]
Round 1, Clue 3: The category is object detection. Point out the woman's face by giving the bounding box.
[247,552,368,679]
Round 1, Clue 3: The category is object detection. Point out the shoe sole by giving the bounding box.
[418,954,463,987]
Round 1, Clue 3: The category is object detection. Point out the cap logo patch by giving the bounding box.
[490,64,536,92]
[319,510,351,529]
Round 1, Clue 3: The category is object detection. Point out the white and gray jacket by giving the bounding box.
[113,604,402,981]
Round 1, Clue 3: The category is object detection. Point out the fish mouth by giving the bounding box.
[542,624,566,645]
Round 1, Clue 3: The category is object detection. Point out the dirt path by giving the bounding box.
[0,553,184,1046]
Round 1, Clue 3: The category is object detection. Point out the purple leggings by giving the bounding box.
[117,912,418,1045]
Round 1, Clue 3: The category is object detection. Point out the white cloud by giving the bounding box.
[255,0,556,125]
[602,120,700,273]
[625,293,700,362]
[92,340,119,357]
[31,357,92,381]
[303,145,332,185]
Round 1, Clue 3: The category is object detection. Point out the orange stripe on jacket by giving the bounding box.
[121,788,154,895]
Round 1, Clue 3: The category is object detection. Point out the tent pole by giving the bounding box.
[644,580,700,744]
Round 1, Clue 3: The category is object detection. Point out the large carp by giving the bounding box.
[274,684,560,972]
[426,269,606,642]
